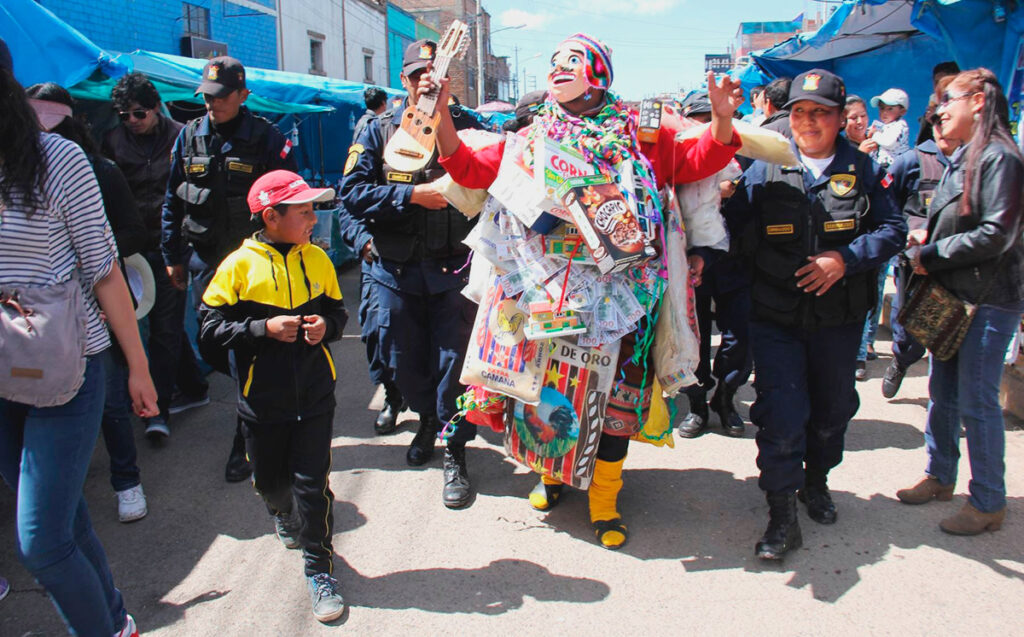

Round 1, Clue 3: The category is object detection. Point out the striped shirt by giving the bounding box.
[0,133,117,355]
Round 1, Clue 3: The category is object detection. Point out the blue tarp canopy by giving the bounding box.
[732,0,1024,134]
[744,1,951,124]
[0,0,128,87]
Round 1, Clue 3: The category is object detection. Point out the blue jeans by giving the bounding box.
[0,355,128,635]
[858,264,890,361]
[925,303,1024,513]
[101,349,141,492]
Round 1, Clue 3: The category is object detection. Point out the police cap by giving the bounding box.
[784,69,846,109]
[197,56,246,98]
[403,39,436,76]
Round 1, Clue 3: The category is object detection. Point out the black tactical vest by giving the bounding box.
[915,147,944,213]
[370,109,476,263]
[175,111,273,263]
[750,157,877,329]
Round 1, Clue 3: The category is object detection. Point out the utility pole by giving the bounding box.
[512,45,519,102]
[475,0,484,107]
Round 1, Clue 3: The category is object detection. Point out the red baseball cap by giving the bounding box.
[247,170,335,214]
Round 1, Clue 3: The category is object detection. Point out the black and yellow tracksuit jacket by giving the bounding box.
[199,235,348,423]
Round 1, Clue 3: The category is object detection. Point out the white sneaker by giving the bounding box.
[116,485,148,523]
[114,613,138,637]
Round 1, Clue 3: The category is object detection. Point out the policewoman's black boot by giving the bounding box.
[677,391,709,438]
[406,415,439,466]
[798,468,837,524]
[442,444,472,509]
[755,491,802,561]
[710,386,745,437]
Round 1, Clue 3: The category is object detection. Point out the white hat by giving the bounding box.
[871,88,909,109]
[123,253,155,319]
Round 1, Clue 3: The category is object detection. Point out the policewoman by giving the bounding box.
[724,69,906,560]
[161,56,298,482]
[339,40,484,508]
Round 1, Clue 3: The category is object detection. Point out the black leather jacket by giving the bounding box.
[919,141,1024,306]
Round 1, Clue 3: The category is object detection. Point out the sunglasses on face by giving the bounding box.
[118,109,149,122]
[938,91,972,108]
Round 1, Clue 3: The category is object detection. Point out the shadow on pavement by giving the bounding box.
[845,418,923,451]
[519,467,1024,603]
[333,557,609,613]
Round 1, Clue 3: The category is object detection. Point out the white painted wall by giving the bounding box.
[279,0,387,84]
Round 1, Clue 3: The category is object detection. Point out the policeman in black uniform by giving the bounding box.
[881,132,955,398]
[725,69,906,560]
[161,56,298,482]
[336,204,406,434]
[339,40,484,509]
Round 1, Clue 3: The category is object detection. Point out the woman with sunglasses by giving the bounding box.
[898,69,1024,535]
[0,41,157,635]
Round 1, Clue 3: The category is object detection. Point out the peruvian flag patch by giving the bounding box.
[280,139,293,159]
[881,172,893,189]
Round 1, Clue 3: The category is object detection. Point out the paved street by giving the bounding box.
[2,265,1023,636]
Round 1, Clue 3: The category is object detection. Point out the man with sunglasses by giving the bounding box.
[161,56,297,482]
[103,72,211,444]
[725,69,906,561]
[340,40,485,508]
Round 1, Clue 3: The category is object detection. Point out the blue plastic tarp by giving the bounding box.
[0,0,128,87]
[745,1,955,127]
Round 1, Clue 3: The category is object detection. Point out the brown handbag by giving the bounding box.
[897,276,975,361]
[897,254,1004,362]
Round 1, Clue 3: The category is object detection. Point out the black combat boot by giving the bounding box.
[755,491,803,560]
[374,381,405,435]
[442,444,472,509]
[676,391,709,438]
[406,415,439,466]
[710,386,745,437]
[798,468,837,524]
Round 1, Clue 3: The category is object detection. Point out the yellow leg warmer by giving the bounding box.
[541,475,563,486]
[589,458,627,549]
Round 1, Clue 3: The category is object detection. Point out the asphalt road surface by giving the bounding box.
[2,265,1022,636]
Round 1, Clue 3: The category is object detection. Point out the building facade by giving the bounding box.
[40,0,279,69]
[390,0,509,107]
[280,0,388,84]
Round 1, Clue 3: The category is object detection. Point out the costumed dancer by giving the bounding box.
[431,34,743,548]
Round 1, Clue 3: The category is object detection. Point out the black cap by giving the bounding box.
[784,69,845,109]
[403,39,436,75]
[0,38,12,73]
[515,90,546,121]
[681,92,712,117]
[196,56,246,98]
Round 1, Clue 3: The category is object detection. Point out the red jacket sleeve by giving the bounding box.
[438,140,506,189]
[641,117,742,188]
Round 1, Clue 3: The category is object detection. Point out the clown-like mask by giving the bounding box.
[548,43,590,103]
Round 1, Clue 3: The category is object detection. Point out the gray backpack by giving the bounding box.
[0,272,89,407]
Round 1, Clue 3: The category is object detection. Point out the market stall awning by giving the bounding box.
[0,0,128,87]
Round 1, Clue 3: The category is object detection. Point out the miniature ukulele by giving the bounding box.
[383,20,471,172]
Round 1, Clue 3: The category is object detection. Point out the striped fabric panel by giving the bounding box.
[0,133,117,355]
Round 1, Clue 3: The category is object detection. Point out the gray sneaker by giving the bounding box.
[307,573,345,623]
[274,512,301,549]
